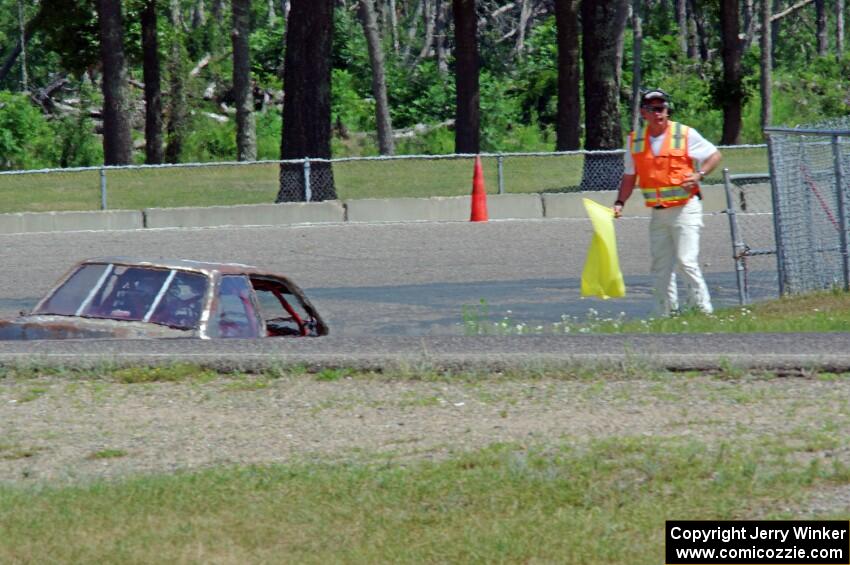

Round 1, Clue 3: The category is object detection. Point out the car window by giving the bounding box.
[148,271,208,329]
[251,277,313,336]
[212,275,260,338]
[80,267,170,321]
[35,263,109,315]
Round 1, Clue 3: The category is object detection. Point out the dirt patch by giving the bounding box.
[2,374,849,484]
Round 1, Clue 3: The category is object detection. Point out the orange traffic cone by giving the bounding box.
[470,155,489,222]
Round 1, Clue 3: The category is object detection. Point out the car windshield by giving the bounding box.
[35,264,208,329]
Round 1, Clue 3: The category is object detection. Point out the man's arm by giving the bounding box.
[613,174,636,218]
[682,149,722,191]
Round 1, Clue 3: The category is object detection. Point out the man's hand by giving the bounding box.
[613,200,624,218]
[682,171,703,192]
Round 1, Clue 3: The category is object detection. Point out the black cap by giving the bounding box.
[641,88,671,106]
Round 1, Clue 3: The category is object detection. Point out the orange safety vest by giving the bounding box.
[630,121,697,208]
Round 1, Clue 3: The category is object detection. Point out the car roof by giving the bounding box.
[81,257,288,278]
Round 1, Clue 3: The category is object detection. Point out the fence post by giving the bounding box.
[497,154,504,194]
[303,158,312,202]
[722,168,749,305]
[832,134,849,291]
[765,135,786,297]
[99,168,107,210]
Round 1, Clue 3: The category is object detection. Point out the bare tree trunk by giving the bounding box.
[581,0,628,188]
[141,0,164,164]
[97,0,132,165]
[358,0,395,154]
[676,0,687,55]
[760,0,772,133]
[838,0,846,54]
[771,0,780,67]
[267,0,276,22]
[689,0,709,61]
[232,0,257,161]
[720,0,743,145]
[631,0,643,133]
[389,0,400,53]
[435,0,449,72]
[515,0,533,56]
[816,0,827,55]
[192,0,207,28]
[415,0,437,64]
[401,0,424,65]
[277,0,336,202]
[166,0,188,163]
[452,0,480,153]
[555,0,580,150]
[743,0,754,43]
[212,0,226,21]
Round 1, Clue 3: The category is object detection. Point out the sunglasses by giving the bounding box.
[642,105,667,113]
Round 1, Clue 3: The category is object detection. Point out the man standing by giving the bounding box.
[613,89,722,316]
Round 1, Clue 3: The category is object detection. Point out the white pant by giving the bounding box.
[649,197,713,316]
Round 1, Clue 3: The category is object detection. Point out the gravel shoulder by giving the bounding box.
[3,373,850,489]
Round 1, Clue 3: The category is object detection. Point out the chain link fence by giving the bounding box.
[765,118,850,296]
[0,146,766,213]
[723,171,779,304]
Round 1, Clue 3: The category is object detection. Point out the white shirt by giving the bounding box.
[623,125,718,175]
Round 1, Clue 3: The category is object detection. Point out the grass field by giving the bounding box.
[1,434,846,563]
[0,147,769,213]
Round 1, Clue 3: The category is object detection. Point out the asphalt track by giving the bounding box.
[0,213,842,371]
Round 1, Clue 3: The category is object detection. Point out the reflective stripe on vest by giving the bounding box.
[630,121,695,208]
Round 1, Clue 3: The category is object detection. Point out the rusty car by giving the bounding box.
[0,257,328,340]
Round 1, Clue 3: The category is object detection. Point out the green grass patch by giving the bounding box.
[86,449,128,461]
[0,147,766,213]
[0,436,846,563]
[110,363,219,384]
[0,444,45,461]
[464,290,850,335]
[15,386,48,403]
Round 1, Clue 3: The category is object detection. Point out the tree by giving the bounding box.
[232,0,257,161]
[452,0,479,153]
[760,0,772,132]
[719,0,743,144]
[630,0,643,133]
[815,0,828,55]
[165,0,188,163]
[141,0,163,164]
[97,0,132,165]
[358,0,395,155]
[554,0,580,150]
[580,0,628,189]
[276,0,336,202]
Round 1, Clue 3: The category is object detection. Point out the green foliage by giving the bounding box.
[0,92,56,169]
[181,114,235,162]
[332,68,374,133]
[38,0,99,76]
[388,60,455,129]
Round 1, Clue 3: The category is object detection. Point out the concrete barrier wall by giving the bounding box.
[0,210,143,234]
[0,184,740,234]
[542,183,727,218]
[345,194,544,223]
[144,201,346,229]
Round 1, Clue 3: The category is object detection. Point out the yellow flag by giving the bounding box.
[581,198,626,299]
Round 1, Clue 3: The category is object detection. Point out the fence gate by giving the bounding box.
[765,122,850,296]
[723,171,778,305]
